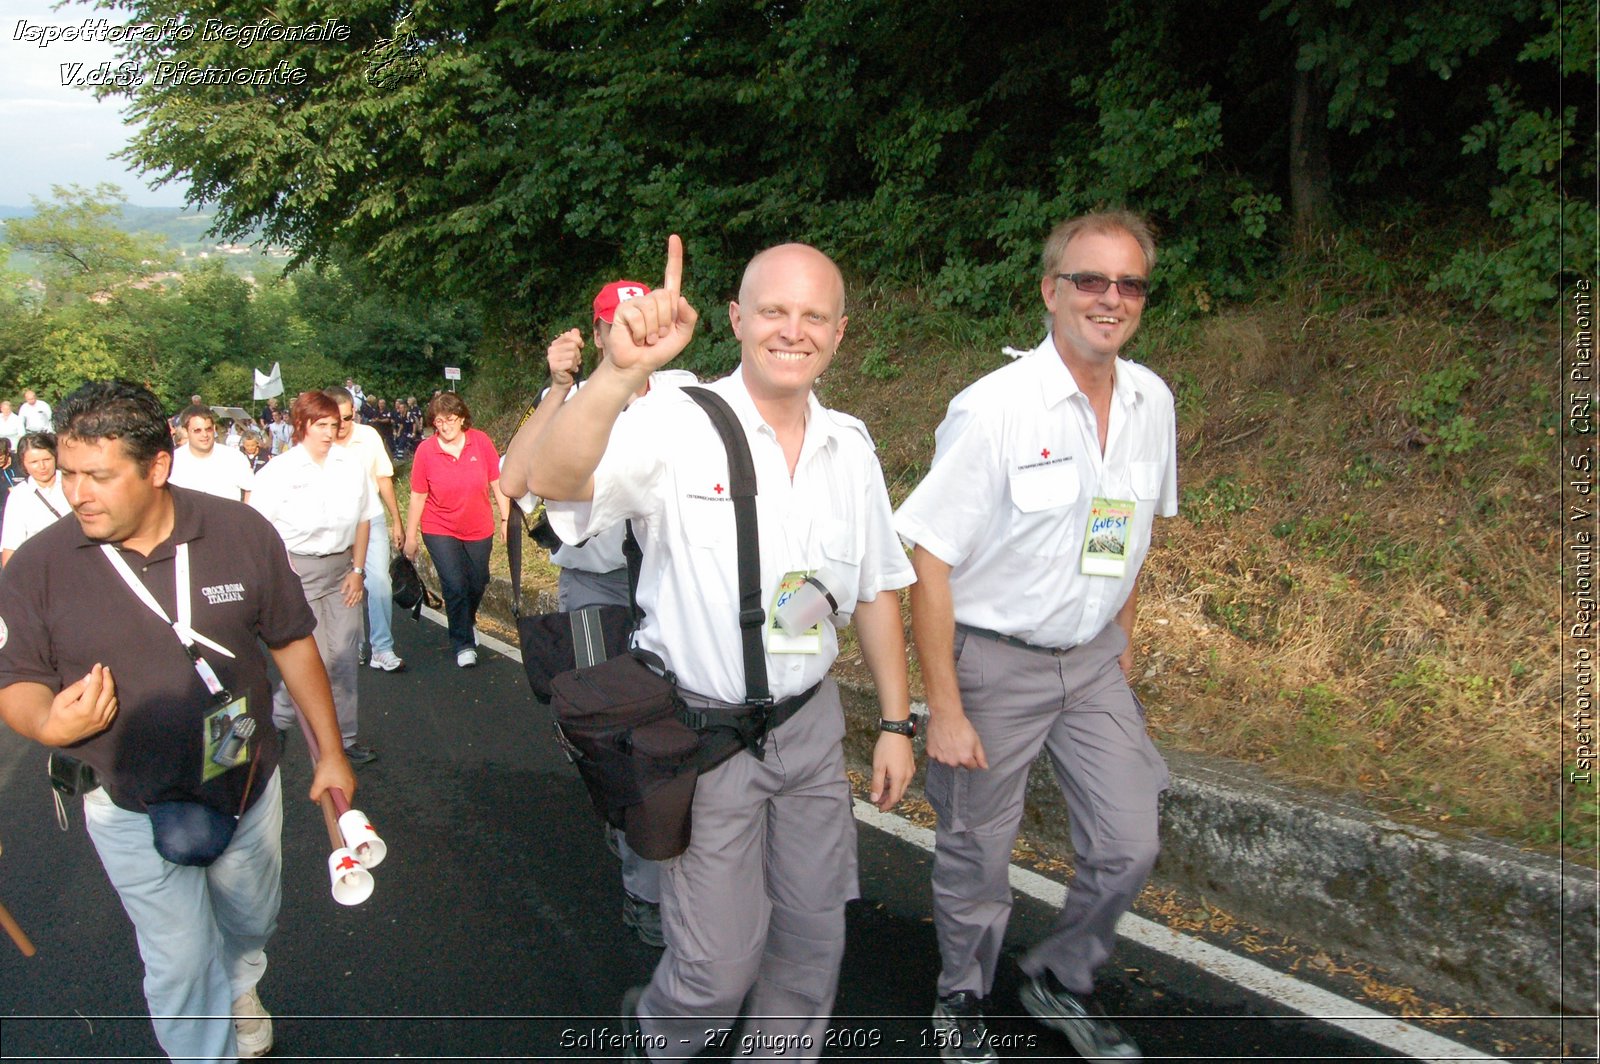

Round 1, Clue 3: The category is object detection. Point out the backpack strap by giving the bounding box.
[681,387,770,709]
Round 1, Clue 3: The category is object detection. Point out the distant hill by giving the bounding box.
[1,203,290,280]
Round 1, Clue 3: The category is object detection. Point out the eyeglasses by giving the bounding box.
[1054,272,1150,300]
[340,415,354,422]
[435,415,462,426]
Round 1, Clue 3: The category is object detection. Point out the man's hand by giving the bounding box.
[870,732,915,811]
[403,532,420,561]
[340,571,364,608]
[388,523,403,551]
[925,702,989,770]
[42,665,118,746]
[309,748,356,805]
[547,329,585,388]
[608,235,699,373]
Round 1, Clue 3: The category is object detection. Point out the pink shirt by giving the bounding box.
[411,429,500,540]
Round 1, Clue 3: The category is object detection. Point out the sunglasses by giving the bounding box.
[1054,272,1150,300]
[340,415,354,422]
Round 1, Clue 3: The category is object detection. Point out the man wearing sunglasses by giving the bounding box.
[895,211,1177,1062]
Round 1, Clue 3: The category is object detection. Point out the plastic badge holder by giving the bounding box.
[775,566,842,636]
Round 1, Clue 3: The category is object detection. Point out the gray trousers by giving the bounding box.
[559,565,661,904]
[272,550,362,747]
[927,623,1169,998]
[637,679,856,1062]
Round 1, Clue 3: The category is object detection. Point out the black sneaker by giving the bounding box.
[930,990,997,1063]
[343,743,379,766]
[1019,971,1142,1060]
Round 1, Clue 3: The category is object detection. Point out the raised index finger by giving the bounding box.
[663,233,683,295]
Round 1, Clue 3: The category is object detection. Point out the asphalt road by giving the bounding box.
[1,615,1420,1061]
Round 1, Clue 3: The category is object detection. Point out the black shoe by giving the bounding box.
[931,990,997,1063]
[1019,971,1142,1060]
[343,743,378,766]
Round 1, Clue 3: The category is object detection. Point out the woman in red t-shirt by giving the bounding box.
[403,394,509,666]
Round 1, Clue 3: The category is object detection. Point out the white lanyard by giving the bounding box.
[100,542,235,697]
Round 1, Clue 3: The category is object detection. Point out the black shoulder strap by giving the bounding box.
[682,386,770,707]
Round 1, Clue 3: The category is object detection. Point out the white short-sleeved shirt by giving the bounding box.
[18,400,52,433]
[249,444,380,555]
[548,369,914,703]
[0,413,23,446]
[339,422,395,484]
[168,444,255,501]
[895,335,1178,649]
[0,475,68,552]
[268,421,293,455]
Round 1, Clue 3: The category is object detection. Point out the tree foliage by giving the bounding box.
[90,0,1592,346]
[2,183,172,303]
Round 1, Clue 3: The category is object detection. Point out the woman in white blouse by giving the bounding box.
[0,433,69,567]
[250,391,382,765]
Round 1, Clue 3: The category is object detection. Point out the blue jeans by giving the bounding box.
[364,512,395,655]
[423,532,492,653]
[84,770,283,1063]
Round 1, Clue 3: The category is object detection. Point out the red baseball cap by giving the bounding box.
[593,280,653,324]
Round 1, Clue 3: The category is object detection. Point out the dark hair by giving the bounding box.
[323,385,354,407]
[427,392,472,430]
[18,432,56,460]
[179,404,215,430]
[53,381,173,473]
[290,390,340,443]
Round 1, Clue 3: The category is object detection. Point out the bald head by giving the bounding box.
[738,244,846,319]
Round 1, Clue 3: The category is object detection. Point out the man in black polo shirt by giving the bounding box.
[0,380,355,1061]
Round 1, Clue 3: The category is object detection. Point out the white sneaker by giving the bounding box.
[456,648,478,668]
[233,987,273,1058]
[368,649,406,672]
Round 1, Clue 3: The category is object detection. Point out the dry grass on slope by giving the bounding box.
[822,293,1573,858]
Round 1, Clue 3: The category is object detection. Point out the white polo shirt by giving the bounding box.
[249,444,380,556]
[0,474,68,553]
[894,335,1178,650]
[548,369,914,703]
[168,443,255,501]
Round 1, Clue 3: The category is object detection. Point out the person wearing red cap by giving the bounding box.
[502,279,696,948]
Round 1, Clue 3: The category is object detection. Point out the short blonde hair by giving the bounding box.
[1041,211,1158,277]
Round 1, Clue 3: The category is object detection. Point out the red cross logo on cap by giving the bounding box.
[1041,448,1051,459]
[714,483,724,495]
[336,855,360,872]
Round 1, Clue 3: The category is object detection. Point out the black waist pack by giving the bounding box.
[549,649,701,860]
[147,800,237,866]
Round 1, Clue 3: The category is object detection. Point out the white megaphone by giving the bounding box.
[337,809,388,868]
[327,847,376,906]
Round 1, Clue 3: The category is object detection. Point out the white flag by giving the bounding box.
[252,363,283,399]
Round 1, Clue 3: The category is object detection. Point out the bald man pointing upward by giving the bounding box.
[518,238,916,1061]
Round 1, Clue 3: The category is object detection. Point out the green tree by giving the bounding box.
[1,184,171,303]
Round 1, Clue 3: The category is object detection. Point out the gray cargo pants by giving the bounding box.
[927,622,1169,998]
[635,679,857,1061]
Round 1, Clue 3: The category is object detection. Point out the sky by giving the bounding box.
[0,0,193,207]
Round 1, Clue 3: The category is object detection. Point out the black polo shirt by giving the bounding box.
[0,486,315,815]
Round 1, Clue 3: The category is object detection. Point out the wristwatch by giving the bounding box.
[352,566,365,576]
[879,716,917,738]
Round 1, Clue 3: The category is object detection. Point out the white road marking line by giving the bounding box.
[467,621,1496,1061]
[852,800,1499,1063]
